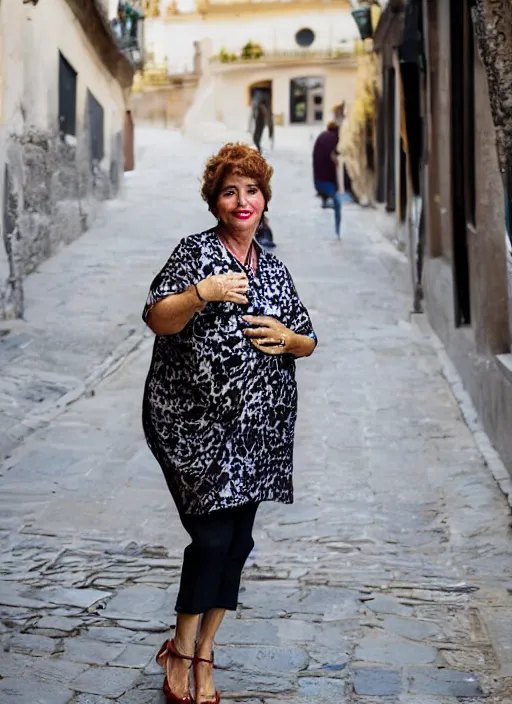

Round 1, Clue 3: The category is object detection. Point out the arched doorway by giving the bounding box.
[248,80,272,110]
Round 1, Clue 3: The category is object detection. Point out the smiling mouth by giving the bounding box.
[233,210,253,219]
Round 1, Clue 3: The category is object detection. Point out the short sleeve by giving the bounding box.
[283,267,318,345]
[142,240,197,323]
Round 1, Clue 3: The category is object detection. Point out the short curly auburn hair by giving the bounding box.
[201,143,273,211]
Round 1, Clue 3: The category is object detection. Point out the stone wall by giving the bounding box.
[0,127,122,320]
[421,0,512,479]
[0,0,132,320]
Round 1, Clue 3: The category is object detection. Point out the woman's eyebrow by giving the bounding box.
[221,182,258,191]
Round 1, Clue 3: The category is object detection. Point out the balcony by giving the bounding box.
[210,44,365,68]
[197,0,352,13]
[111,1,145,70]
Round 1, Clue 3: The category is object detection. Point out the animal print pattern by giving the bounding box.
[142,229,317,515]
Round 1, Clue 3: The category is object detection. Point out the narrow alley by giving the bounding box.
[0,130,511,704]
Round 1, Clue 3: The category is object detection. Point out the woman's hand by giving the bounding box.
[243,316,316,357]
[197,273,249,304]
[242,315,295,355]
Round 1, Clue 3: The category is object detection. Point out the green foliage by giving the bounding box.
[241,41,264,60]
[218,48,238,63]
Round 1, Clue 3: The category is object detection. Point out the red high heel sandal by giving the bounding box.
[194,652,221,704]
[156,638,194,704]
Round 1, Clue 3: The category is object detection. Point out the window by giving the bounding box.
[289,77,324,125]
[290,79,307,123]
[58,52,77,137]
[87,89,105,163]
[295,28,315,48]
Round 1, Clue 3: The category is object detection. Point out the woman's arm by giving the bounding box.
[242,316,316,358]
[146,273,249,336]
[286,332,316,358]
[147,286,205,335]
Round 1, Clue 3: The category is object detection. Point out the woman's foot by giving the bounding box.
[156,639,194,702]
[194,649,220,704]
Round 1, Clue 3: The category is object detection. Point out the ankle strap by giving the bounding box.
[168,639,194,662]
[195,651,214,665]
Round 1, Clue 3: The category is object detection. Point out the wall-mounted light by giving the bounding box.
[351,6,373,41]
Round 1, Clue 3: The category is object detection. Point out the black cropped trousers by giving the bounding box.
[175,502,259,615]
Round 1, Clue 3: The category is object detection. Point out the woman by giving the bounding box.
[142,143,316,704]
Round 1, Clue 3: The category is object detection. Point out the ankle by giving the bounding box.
[196,638,214,659]
[172,635,195,658]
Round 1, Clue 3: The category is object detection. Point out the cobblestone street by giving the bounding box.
[0,129,511,703]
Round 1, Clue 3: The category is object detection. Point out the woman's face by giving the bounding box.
[214,174,266,236]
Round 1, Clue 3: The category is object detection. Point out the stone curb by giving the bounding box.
[368,205,512,508]
[410,312,512,509]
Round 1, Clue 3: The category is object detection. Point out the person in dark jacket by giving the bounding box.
[313,122,342,238]
[252,96,274,154]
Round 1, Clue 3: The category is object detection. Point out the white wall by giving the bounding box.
[0,0,130,317]
[0,0,126,164]
[211,63,357,130]
[145,11,359,74]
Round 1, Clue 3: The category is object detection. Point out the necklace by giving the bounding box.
[218,234,258,275]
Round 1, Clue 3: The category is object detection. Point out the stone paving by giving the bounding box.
[1,129,512,703]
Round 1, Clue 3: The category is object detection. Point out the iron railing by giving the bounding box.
[211,47,363,65]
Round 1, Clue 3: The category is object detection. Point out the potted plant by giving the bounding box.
[241,41,264,60]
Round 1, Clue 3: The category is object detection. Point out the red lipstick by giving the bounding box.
[233,209,253,220]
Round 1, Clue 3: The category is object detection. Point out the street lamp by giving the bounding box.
[351,5,374,41]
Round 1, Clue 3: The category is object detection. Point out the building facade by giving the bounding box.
[139,0,360,132]
[0,0,136,319]
[373,0,512,479]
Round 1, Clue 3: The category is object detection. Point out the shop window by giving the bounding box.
[289,77,324,125]
[87,89,105,163]
[58,52,77,137]
[313,94,323,122]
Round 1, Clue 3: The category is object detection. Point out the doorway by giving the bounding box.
[450,0,474,326]
[384,67,396,212]
[124,111,134,172]
[248,80,272,110]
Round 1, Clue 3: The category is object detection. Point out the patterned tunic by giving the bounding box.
[142,229,317,515]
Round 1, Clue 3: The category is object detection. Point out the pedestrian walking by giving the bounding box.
[142,142,317,704]
[313,121,342,238]
[252,96,274,154]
